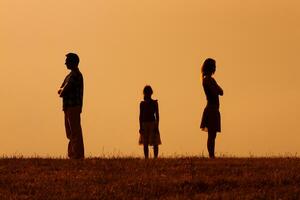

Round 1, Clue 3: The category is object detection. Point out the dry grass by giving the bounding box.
[1,157,300,199]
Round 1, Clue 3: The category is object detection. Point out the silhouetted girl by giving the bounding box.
[139,85,161,159]
[200,58,223,158]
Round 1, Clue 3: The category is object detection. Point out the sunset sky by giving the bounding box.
[1,0,300,157]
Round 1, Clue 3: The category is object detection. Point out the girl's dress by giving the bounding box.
[139,99,162,145]
[200,76,222,133]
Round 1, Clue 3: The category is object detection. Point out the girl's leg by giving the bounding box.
[153,145,159,158]
[143,144,149,159]
[207,131,217,158]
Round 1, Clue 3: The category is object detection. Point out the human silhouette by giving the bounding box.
[139,85,161,159]
[200,58,223,158]
[58,53,84,159]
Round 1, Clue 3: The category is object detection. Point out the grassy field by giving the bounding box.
[0,157,300,199]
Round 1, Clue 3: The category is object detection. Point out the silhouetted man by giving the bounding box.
[58,53,84,159]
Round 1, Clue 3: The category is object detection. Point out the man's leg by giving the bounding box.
[64,111,74,158]
[68,106,84,159]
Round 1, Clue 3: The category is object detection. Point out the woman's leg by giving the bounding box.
[143,144,149,159]
[207,131,217,158]
[153,145,159,158]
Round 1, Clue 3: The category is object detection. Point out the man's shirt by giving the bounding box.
[60,69,84,110]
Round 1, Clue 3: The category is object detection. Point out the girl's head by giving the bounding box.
[201,58,216,78]
[143,85,153,100]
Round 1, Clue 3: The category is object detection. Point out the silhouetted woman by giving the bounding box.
[200,58,223,158]
[139,85,161,159]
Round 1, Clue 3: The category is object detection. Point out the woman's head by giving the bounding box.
[143,85,153,99]
[201,58,216,78]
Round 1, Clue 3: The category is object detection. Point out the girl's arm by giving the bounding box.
[155,100,159,127]
[139,102,143,134]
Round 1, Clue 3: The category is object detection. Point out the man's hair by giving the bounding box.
[66,53,80,67]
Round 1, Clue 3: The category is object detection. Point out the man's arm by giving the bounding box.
[59,74,74,97]
[58,77,67,96]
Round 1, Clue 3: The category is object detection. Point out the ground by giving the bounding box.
[1,157,300,199]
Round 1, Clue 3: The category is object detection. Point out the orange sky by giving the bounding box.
[1,0,300,157]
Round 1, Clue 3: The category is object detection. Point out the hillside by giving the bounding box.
[1,157,300,199]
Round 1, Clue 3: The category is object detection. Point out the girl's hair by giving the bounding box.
[201,58,216,78]
[143,85,153,97]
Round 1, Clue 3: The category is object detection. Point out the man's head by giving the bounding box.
[65,53,80,70]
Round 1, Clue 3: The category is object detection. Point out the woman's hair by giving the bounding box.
[143,85,153,98]
[201,58,216,78]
